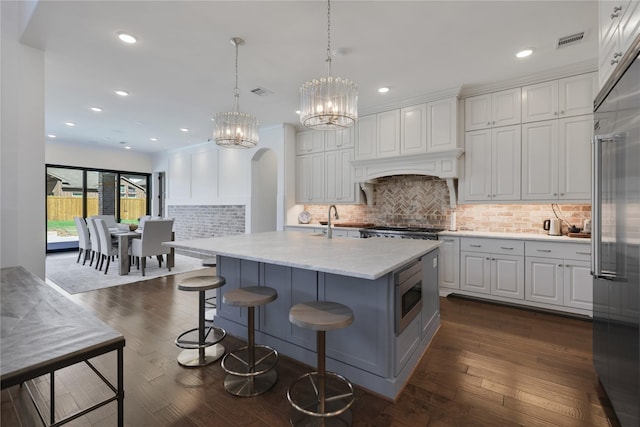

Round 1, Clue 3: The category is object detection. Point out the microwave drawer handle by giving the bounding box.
[536,249,552,253]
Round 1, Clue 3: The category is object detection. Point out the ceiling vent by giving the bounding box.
[250,87,273,96]
[556,32,585,49]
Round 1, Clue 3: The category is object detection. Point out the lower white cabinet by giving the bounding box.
[459,238,525,300]
[439,234,593,315]
[438,237,460,289]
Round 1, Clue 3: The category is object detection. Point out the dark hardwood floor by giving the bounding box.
[1,268,621,426]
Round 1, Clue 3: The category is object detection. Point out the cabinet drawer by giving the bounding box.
[461,238,524,255]
[525,241,591,261]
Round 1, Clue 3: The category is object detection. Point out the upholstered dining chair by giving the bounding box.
[92,214,129,231]
[95,218,119,274]
[86,217,102,269]
[129,219,174,276]
[74,217,92,265]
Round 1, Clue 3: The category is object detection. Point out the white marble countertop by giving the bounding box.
[285,224,362,230]
[166,231,440,280]
[439,230,591,244]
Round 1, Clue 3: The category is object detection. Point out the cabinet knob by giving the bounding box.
[553,193,558,196]
[492,194,496,197]
[492,121,496,125]
[613,52,623,58]
[486,257,490,260]
[560,110,565,115]
[487,122,491,126]
[554,112,558,116]
[560,193,564,196]
[611,59,620,65]
[613,5,622,12]
[487,195,491,198]
[566,264,570,267]
[611,12,620,18]
[491,258,496,261]
[558,264,562,267]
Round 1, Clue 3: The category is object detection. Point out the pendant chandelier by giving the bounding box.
[213,37,259,149]
[299,0,358,130]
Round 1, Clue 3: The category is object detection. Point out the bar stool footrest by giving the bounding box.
[175,326,226,350]
[221,344,278,377]
[287,371,355,418]
[177,344,225,367]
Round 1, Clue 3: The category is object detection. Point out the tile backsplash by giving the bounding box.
[303,175,591,234]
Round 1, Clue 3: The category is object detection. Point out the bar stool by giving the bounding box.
[201,258,217,321]
[221,286,279,397]
[175,275,227,367]
[287,301,355,426]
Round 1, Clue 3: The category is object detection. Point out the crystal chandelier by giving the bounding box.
[299,0,358,130]
[213,37,258,148]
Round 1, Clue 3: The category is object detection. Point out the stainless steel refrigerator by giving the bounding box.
[592,35,640,427]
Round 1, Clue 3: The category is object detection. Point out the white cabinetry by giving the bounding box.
[522,115,593,201]
[325,127,354,151]
[296,131,325,155]
[522,73,596,123]
[356,97,459,160]
[460,238,525,300]
[463,125,521,201]
[464,88,521,131]
[525,241,592,309]
[325,149,354,203]
[438,237,460,290]
[599,1,640,87]
[295,153,324,203]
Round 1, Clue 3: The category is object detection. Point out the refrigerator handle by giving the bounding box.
[592,135,601,278]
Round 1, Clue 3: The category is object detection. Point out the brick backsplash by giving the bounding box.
[303,175,591,234]
[167,205,245,256]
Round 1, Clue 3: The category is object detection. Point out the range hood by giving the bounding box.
[352,148,463,208]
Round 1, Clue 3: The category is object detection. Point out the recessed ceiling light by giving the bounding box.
[378,87,390,93]
[116,32,137,44]
[516,48,534,58]
[90,107,103,112]
[150,137,158,142]
[115,90,129,97]
[295,110,301,115]
[124,146,132,150]
[65,122,76,127]
[47,134,57,138]
[180,128,189,132]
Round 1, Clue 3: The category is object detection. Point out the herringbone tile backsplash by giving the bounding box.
[303,175,591,234]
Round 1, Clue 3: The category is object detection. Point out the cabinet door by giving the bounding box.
[465,93,492,131]
[460,251,491,294]
[563,260,592,310]
[522,120,559,200]
[427,98,458,152]
[400,104,427,155]
[492,88,522,127]
[308,153,325,202]
[522,80,559,123]
[491,255,524,300]
[438,237,460,290]
[525,256,563,306]
[558,115,593,200]
[463,129,492,201]
[296,131,313,155]
[559,73,597,118]
[492,125,521,200]
[325,149,354,203]
[377,110,401,158]
[355,114,377,160]
[620,0,640,54]
[295,155,310,203]
[326,127,354,151]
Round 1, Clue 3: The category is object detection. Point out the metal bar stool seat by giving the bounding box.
[175,275,227,367]
[221,286,278,397]
[287,301,355,426]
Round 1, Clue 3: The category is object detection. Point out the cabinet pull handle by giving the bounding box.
[611,12,620,18]
[444,239,455,242]
[576,251,591,255]
[613,52,623,58]
[500,247,514,250]
[470,244,482,247]
[611,59,620,65]
[537,249,552,252]
[613,5,622,12]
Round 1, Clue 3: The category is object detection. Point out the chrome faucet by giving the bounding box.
[327,205,339,239]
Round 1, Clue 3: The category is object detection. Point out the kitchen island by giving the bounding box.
[167,231,440,400]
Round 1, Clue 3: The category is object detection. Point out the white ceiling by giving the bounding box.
[20,0,599,154]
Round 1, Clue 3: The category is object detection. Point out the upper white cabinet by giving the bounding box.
[463,125,521,202]
[522,115,593,201]
[464,88,521,131]
[522,73,597,123]
[295,152,324,203]
[325,127,354,151]
[296,131,325,155]
[355,97,459,161]
[599,1,640,87]
[325,149,355,203]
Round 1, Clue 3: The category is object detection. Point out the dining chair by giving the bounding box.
[129,219,174,276]
[86,217,102,269]
[74,217,92,265]
[92,214,129,231]
[95,218,119,274]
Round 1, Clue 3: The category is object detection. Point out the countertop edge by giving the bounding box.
[438,230,591,243]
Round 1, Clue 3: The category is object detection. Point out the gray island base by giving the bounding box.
[166,231,440,400]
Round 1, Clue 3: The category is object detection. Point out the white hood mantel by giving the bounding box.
[351,148,463,208]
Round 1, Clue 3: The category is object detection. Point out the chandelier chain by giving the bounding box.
[326,0,331,63]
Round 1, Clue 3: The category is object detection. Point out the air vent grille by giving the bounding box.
[250,87,273,96]
[556,32,585,48]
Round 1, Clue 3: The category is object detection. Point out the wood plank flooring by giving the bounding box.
[1,268,621,426]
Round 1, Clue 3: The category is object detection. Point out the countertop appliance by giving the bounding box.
[359,226,445,240]
[543,218,562,236]
[592,34,640,427]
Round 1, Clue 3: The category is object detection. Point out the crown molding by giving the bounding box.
[359,86,462,117]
